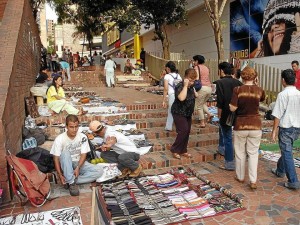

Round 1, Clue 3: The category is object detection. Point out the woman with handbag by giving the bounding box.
[193,55,213,128]
[229,67,265,189]
[170,68,198,159]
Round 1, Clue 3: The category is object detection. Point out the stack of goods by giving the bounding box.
[97,168,244,224]
[64,90,97,98]
[81,98,128,115]
[101,181,153,225]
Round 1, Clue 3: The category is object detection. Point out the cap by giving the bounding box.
[89,121,104,133]
[262,0,300,32]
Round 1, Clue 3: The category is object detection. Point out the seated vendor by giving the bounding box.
[89,120,143,178]
[46,76,87,116]
[51,115,103,196]
[124,59,135,75]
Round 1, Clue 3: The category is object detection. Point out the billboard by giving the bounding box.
[230,0,300,59]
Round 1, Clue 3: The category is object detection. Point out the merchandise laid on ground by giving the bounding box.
[260,150,300,168]
[95,168,244,225]
[0,207,82,225]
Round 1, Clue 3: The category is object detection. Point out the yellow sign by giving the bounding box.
[107,28,120,46]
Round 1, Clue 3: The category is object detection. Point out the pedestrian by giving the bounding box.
[271,69,300,189]
[140,48,146,69]
[59,59,71,81]
[162,61,182,131]
[229,66,265,189]
[214,62,242,170]
[170,68,198,159]
[104,55,116,87]
[192,55,213,128]
[51,51,59,72]
[291,60,300,90]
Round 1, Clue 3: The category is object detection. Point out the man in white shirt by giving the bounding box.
[271,69,300,189]
[51,115,103,196]
[104,55,116,87]
[89,120,143,178]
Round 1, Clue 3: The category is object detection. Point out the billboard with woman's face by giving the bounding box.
[230,0,300,59]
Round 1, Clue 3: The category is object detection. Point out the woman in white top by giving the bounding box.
[104,55,117,87]
[162,61,182,131]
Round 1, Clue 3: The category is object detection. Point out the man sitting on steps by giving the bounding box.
[51,115,104,196]
[89,120,143,178]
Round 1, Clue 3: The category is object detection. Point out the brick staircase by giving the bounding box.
[37,69,274,171]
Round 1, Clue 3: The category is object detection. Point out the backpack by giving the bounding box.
[6,152,51,207]
[265,110,274,120]
[168,73,181,90]
[16,147,55,173]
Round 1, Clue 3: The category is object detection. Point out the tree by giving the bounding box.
[130,0,188,60]
[203,0,227,62]
[50,0,124,56]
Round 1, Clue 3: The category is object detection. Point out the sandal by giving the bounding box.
[234,175,244,183]
[172,153,181,159]
[181,153,192,158]
[207,115,213,123]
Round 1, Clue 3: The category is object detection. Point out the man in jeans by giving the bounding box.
[214,62,242,170]
[51,115,103,196]
[271,69,300,189]
[89,120,143,178]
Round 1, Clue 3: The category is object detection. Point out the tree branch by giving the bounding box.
[204,0,215,28]
[218,0,227,18]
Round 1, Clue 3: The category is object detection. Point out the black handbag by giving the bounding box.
[226,111,236,126]
[194,65,202,91]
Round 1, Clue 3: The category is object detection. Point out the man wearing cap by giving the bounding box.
[89,120,143,178]
[51,115,104,196]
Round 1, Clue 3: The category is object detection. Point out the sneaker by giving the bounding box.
[271,168,285,178]
[129,165,143,177]
[118,168,130,179]
[284,182,300,190]
[69,182,80,196]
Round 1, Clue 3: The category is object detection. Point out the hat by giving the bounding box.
[262,0,300,32]
[89,121,104,133]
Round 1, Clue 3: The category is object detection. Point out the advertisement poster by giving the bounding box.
[230,0,300,59]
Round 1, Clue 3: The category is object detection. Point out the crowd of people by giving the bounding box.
[35,47,300,196]
[161,56,300,190]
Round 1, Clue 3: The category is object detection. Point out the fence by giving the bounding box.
[146,53,220,81]
[253,63,282,104]
[146,53,282,102]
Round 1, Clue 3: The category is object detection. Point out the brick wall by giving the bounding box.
[0,0,8,21]
[0,0,41,202]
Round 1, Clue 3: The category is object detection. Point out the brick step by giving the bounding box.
[140,126,219,139]
[147,133,219,152]
[133,117,207,129]
[126,103,163,111]
[139,145,221,170]
[35,113,130,127]
[127,109,168,120]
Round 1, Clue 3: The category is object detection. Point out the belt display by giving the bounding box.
[97,167,245,224]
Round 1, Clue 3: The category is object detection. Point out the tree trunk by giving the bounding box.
[161,24,170,60]
[204,0,227,63]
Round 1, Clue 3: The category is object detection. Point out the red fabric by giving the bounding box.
[114,40,121,48]
[295,70,300,90]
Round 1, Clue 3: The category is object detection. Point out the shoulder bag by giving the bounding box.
[194,65,202,91]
